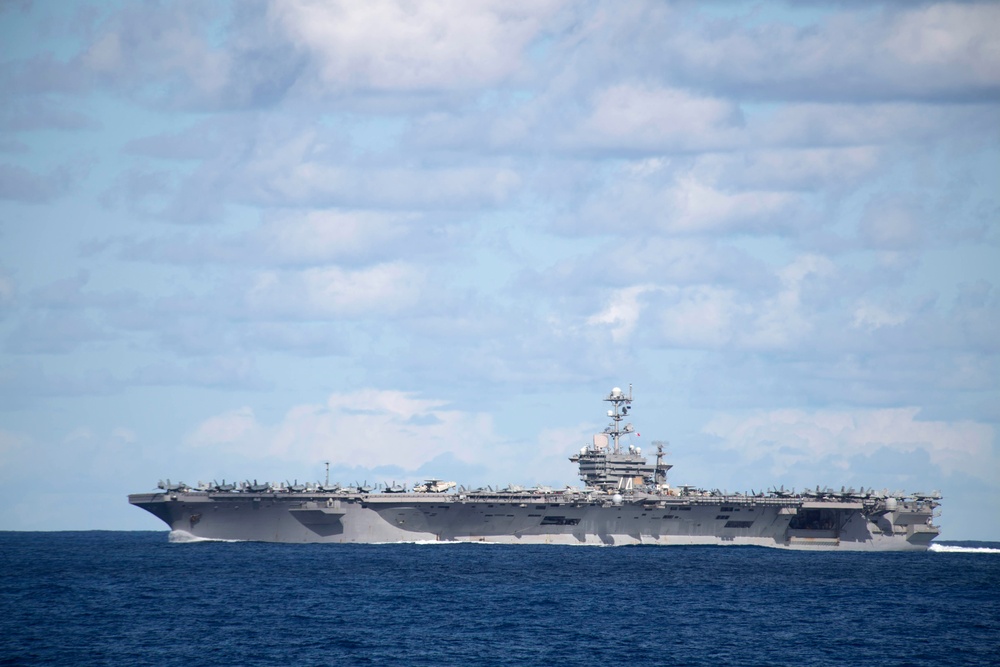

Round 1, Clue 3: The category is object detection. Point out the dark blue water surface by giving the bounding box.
[2,532,998,667]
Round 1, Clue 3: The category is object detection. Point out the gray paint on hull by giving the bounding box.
[129,491,938,551]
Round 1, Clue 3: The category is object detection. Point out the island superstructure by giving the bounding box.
[129,386,942,550]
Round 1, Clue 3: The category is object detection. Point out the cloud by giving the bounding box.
[250,210,440,265]
[242,161,523,210]
[0,163,76,204]
[694,147,883,193]
[560,161,807,236]
[0,98,98,132]
[757,102,999,149]
[131,357,271,390]
[270,0,561,92]
[186,388,500,470]
[82,2,303,110]
[851,300,908,331]
[4,311,107,354]
[858,193,926,251]
[566,83,744,153]
[657,3,1000,101]
[586,284,651,343]
[882,4,1000,92]
[186,406,263,451]
[244,262,428,318]
[117,209,463,267]
[704,407,997,483]
[525,237,770,295]
[579,253,835,351]
[112,116,526,216]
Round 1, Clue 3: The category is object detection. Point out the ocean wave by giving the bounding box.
[168,530,243,544]
[372,539,467,545]
[930,543,1000,554]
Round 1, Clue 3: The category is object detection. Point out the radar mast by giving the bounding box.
[603,384,635,454]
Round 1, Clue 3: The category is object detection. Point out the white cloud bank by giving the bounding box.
[271,0,562,91]
[705,407,996,482]
[187,389,499,470]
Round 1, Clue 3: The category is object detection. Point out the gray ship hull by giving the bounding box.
[130,385,941,551]
[129,490,939,551]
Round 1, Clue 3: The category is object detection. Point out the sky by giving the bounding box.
[0,0,998,540]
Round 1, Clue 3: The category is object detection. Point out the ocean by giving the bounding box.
[1,532,998,667]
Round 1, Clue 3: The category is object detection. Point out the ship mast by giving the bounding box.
[603,385,635,454]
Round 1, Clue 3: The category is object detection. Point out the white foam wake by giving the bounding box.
[929,543,1000,554]
[168,530,243,543]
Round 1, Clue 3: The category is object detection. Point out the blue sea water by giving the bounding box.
[1,532,998,667]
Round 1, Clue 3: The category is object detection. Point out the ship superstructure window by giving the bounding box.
[715,515,730,520]
[721,507,735,512]
[724,520,754,528]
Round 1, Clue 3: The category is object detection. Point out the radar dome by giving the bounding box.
[612,493,623,506]
[612,387,622,396]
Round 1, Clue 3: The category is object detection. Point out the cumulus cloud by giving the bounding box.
[582,253,836,351]
[851,300,909,332]
[244,262,428,318]
[586,284,652,343]
[882,3,1000,92]
[187,389,499,470]
[116,209,454,267]
[0,163,76,203]
[250,210,433,265]
[658,3,1000,101]
[78,2,304,109]
[526,237,770,296]
[125,117,527,212]
[562,161,806,236]
[0,98,98,132]
[757,103,999,149]
[4,311,107,354]
[187,406,263,450]
[567,84,744,153]
[705,407,997,483]
[858,193,926,251]
[244,161,523,210]
[695,147,883,193]
[132,357,269,390]
[270,0,561,92]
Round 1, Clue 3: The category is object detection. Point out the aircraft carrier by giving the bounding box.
[129,386,942,550]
